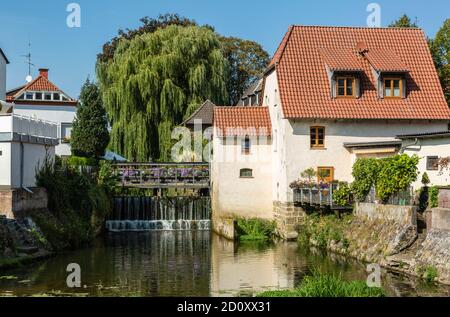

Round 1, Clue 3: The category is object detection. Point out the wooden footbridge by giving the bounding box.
[112,162,210,189]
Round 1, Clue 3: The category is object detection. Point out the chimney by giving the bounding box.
[39,68,49,79]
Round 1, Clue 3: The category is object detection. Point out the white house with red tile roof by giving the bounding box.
[211,26,450,239]
[0,51,58,189]
[7,68,77,157]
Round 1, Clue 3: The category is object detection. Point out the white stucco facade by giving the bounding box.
[211,134,273,220]
[402,137,450,188]
[13,104,76,156]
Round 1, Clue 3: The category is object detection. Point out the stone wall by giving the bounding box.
[273,201,305,240]
[211,213,236,240]
[354,202,417,227]
[431,208,450,231]
[0,188,48,219]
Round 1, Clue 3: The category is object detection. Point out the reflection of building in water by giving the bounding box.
[210,234,300,296]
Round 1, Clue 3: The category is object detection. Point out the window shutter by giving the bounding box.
[355,78,361,98]
[331,76,336,98]
[378,77,384,99]
[402,78,407,98]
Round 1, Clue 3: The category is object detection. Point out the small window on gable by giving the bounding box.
[35,92,43,100]
[26,92,34,100]
[53,93,60,101]
[384,78,402,98]
[336,77,355,97]
[310,126,325,148]
[240,168,253,178]
[242,135,251,154]
[45,93,52,101]
[427,156,439,171]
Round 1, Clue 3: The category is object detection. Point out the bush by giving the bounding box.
[421,172,430,186]
[64,155,98,167]
[418,187,429,212]
[97,161,118,193]
[257,271,385,297]
[333,182,353,206]
[429,186,439,208]
[35,159,112,249]
[375,154,419,202]
[417,265,438,283]
[351,158,381,201]
[236,218,276,242]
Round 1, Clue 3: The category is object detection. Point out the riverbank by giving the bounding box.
[295,205,450,286]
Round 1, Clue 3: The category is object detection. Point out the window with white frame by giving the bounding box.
[61,123,73,142]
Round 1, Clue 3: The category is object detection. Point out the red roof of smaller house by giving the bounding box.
[214,106,272,137]
[6,72,77,106]
[319,48,363,72]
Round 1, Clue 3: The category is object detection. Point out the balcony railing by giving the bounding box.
[0,114,58,139]
[293,183,344,207]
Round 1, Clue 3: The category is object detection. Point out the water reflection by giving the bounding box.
[1,231,450,297]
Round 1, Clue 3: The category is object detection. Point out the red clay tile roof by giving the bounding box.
[319,48,363,72]
[214,106,272,136]
[272,26,450,120]
[364,48,409,72]
[6,75,76,105]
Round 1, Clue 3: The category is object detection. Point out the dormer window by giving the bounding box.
[337,77,355,97]
[384,78,402,98]
[44,93,52,101]
[35,92,43,100]
[25,93,33,100]
[53,93,60,101]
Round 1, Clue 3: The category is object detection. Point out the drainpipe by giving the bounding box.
[20,141,24,188]
[400,138,419,153]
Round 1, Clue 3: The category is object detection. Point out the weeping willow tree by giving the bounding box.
[96,25,228,161]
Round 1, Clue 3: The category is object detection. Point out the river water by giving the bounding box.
[1,231,450,297]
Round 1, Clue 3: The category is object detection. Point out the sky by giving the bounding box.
[0,0,448,98]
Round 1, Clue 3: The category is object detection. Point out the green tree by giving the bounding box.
[220,36,270,105]
[429,19,450,106]
[97,13,198,63]
[388,14,418,28]
[71,79,110,159]
[97,25,228,161]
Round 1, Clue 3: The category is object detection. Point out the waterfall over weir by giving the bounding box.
[106,196,211,232]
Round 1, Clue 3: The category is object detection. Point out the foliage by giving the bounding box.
[350,158,381,201]
[71,79,110,159]
[220,36,269,105]
[333,182,353,207]
[301,168,316,183]
[388,14,418,28]
[97,161,118,193]
[428,186,439,208]
[375,155,419,202]
[257,271,385,297]
[421,172,430,186]
[64,155,98,167]
[236,218,276,242]
[97,13,199,63]
[35,159,112,249]
[297,214,351,250]
[97,25,228,161]
[429,19,450,106]
[417,265,438,283]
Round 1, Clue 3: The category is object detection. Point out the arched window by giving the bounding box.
[240,168,253,178]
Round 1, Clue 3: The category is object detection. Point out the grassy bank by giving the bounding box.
[235,218,276,242]
[258,272,385,297]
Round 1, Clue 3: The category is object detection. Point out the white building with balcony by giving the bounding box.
[0,113,58,188]
[6,68,77,157]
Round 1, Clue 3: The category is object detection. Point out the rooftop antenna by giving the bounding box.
[21,41,34,82]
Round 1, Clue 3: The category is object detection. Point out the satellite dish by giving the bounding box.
[26,75,33,83]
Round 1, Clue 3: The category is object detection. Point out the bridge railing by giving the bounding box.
[112,162,210,188]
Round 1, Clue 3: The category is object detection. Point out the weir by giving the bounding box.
[106,196,211,232]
